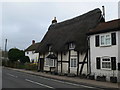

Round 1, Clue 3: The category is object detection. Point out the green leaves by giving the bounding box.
[8,48,30,63]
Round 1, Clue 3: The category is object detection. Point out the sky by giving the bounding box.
[1,0,119,51]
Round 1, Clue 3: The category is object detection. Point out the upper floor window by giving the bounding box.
[95,32,116,47]
[100,34,111,46]
[69,43,75,50]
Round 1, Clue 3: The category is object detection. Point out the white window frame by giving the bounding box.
[100,34,111,46]
[45,58,55,67]
[45,58,49,66]
[49,59,55,67]
[70,58,77,68]
[101,57,111,70]
[69,43,75,50]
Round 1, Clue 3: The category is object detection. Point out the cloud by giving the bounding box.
[2,2,118,50]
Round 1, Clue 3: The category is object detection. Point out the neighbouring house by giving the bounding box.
[87,19,120,82]
[25,40,39,64]
[36,8,105,76]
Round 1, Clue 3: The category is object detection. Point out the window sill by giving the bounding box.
[70,67,77,69]
[101,68,112,71]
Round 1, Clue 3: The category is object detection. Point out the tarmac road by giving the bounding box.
[2,68,114,90]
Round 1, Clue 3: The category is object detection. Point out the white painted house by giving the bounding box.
[36,8,105,76]
[87,19,120,82]
[25,40,39,64]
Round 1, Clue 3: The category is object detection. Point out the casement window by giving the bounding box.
[96,57,116,70]
[49,59,54,67]
[45,58,55,67]
[95,32,116,47]
[69,43,75,50]
[45,58,49,66]
[100,34,111,46]
[101,57,111,70]
[70,58,77,68]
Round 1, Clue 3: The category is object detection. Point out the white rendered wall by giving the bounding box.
[25,51,39,63]
[90,31,119,81]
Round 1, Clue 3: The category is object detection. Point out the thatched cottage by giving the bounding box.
[36,8,105,76]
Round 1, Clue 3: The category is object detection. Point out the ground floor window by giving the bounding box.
[45,58,55,67]
[70,58,77,68]
[45,58,49,66]
[101,57,111,70]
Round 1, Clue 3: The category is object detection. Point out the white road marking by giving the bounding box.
[25,79,54,89]
[7,73,18,78]
[29,75,104,90]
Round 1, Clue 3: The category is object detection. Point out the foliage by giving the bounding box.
[20,56,30,64]
[8,48,24,62]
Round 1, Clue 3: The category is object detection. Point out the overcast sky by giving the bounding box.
[1,0,119,51]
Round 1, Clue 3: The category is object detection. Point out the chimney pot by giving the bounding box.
[32,40,35,44]
[52,17,57,24]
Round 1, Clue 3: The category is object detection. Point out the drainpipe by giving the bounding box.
[87,36,91,75]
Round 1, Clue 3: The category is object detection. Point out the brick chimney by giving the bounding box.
[32,40,35,44]
[52,17,57,24]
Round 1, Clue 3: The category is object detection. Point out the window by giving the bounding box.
[69,43,75,50]
[70,58,77,68]
[49,59,54,67]
[45,58,55,67]
[45,58,49,66]
[100,34,111,46]
[32,51,35,54]
[101,57,111,70]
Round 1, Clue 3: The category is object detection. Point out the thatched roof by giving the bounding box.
[25,43,40,52]
[87,19,120,35]
[36,8,104,53]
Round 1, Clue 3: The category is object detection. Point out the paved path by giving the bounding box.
[2,67,119,89]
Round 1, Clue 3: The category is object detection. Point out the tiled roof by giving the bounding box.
[87,19,120,35]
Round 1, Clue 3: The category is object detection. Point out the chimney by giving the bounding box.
[102,6,105,19]
[52,17,57,24]
[32,40,35,44]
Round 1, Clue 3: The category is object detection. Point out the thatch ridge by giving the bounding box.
[36,8,104,53]
[25,42,40,52]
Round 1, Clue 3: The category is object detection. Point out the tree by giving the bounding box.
[8,48,24,62]
[20,56,30,64]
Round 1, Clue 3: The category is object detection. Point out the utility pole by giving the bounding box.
[4,39,7,59]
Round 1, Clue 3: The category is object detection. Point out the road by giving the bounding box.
[2,68,108,89]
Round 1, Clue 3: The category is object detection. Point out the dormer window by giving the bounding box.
[69,43,75,50]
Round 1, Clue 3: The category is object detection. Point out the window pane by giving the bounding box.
[106,35,111,45]
[102,58,111,69]
[71,58,77,67]
[101,36,105,45]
